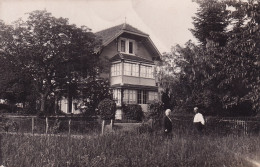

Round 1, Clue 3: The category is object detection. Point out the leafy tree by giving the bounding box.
[0,22,36,112]
[1,10,101,115]
[159,41,222,115]
[156,0,259,116]
[208,0,260,114]
[190,0,229,46]
[187,0,260,116]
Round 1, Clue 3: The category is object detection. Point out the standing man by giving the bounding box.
[163,109,172,137]
[162,88,171,110]
[193,107,205,134]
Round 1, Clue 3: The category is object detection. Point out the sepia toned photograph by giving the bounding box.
[0,0,260,166]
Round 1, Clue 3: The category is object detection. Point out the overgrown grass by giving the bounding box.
[1,131,260,167]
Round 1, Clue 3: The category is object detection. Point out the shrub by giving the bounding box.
[0,104,11,113]
[97,98,116,120]
[147,100,164,128]
[123,104,144,121]
[2,120,19,132]
[136,123,153,134]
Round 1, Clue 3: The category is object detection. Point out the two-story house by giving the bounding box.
[59,23,161,118]
[96,23,161,119]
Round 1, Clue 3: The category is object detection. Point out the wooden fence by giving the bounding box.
[0,115,100,135]
[172,116,260,136]
[0,115,259,136]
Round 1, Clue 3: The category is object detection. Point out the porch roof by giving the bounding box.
[111,84,158,91]
[110,53,154,64]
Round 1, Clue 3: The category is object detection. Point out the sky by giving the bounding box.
[0,0,199,53]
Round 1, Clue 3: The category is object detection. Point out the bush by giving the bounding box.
[136,123,153,134]
[0,104,11,113]
[97,98,116,120]
[147,100,164,128]
[123,104,144,121]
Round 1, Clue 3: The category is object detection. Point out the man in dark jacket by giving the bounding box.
[162,88,171,110]
[163,109,172,136]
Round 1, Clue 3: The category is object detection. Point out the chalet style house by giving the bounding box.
[60,23,161,118]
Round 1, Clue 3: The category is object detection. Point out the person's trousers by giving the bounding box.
[194,122,204,133]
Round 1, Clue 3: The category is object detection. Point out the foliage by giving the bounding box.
[157,0,260,116]
[190,0,229,46]
[97,98,116,120]
[201,0,260,114]
[80,79,112,116]
[158,42,221,115]
[1,120,19,132]
[147,100,164,124]
[0,22,35,107]
[123,104,144,121]
[0,10,102,114]
[0,104,11,113]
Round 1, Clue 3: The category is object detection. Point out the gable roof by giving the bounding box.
[95,23,148,45]
[95,23,161,59]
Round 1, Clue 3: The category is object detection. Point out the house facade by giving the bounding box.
[96,23,161,119]
[60,23,161,118]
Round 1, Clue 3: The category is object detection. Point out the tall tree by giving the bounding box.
[190,0,229,46]
[1,10,102,114]
[158,41,222,114]
[212,0,260,114]
[191,0,260,115]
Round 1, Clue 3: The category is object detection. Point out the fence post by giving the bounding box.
[46,117,49,134]
[101,120,105,135]
[68,119,71,135]
[32,117,35,134]
[110,119,114,130]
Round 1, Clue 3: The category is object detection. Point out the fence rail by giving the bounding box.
[0,115,100,135]
[0,115,259,136]
[172,116,260,136]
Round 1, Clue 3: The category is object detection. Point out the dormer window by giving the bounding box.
[118,37,134,54]
[129,41,133,54]
[121,40,126,52]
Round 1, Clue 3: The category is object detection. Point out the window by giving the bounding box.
[124,63,131,76]
[148,91,158,102]
[113,89,121,104]
[132,63,139,77]
[124,63,139,77]
[129,41,133,54]
[111,63,122,76]
[140,65,154,78]
[123,89,137,104]
[138,90,147,104]
[119,38,134,54]
[121,40,126,52]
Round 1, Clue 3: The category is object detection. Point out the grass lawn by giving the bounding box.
[1,130,260,167]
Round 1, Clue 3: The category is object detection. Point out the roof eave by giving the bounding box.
[100,30,162,60]
[146,36,162,60]
[102,30,149,47]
